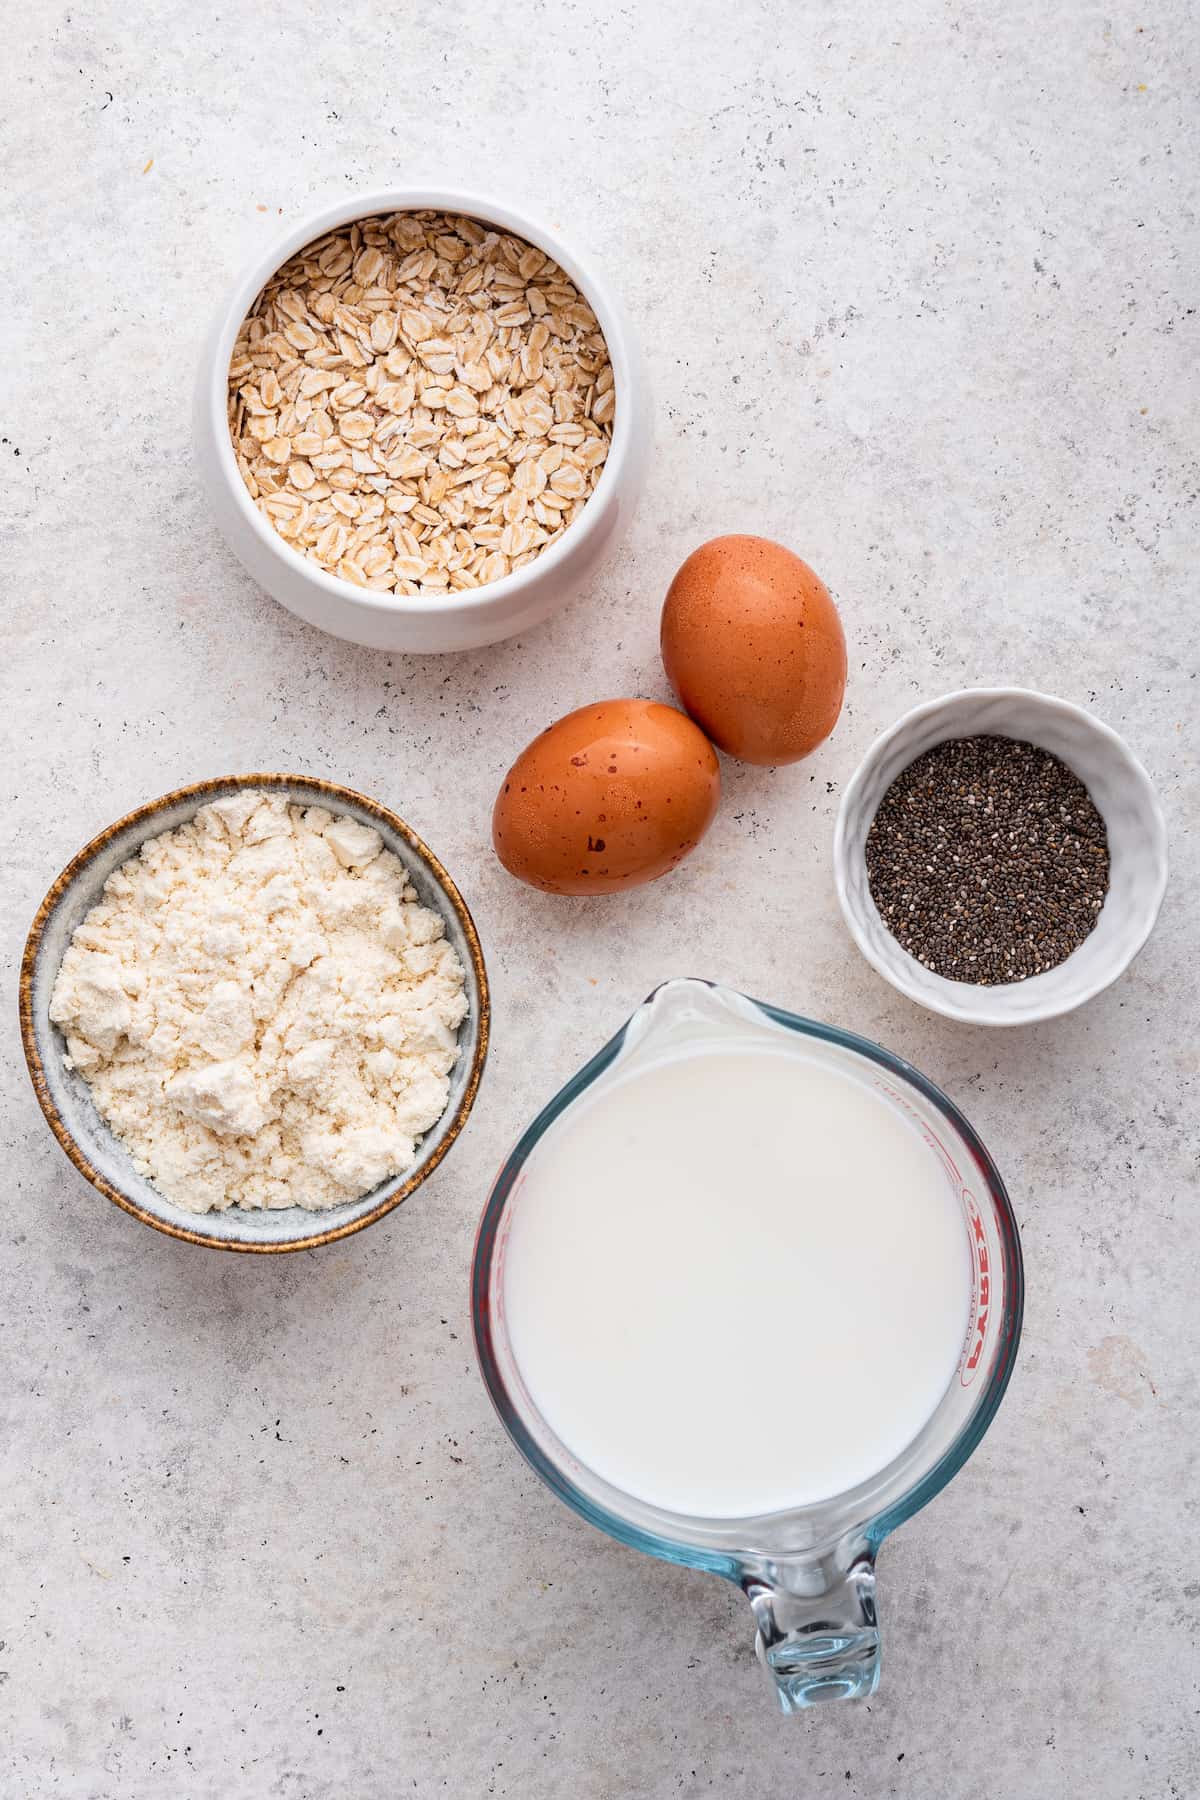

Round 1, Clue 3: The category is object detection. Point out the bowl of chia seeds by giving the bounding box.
[834,688,1168,1025]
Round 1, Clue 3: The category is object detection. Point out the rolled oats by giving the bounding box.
[228,211,614,596]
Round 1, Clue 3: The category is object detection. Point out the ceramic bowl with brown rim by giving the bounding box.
[19,774,489,1252]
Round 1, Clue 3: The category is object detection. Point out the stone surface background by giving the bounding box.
[2,4,1197,1795]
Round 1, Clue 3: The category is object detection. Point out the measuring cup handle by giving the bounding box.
[743,1552,880,1711]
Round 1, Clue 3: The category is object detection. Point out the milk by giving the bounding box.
[502,1042,972,1519]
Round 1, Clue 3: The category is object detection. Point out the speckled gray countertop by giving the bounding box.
[3,5,1198,1796]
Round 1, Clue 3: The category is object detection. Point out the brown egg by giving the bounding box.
[661,535,847,765]
[492,699,721,895]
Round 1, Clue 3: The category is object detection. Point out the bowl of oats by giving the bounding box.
[20,775,490,1251]
[195,191,650,653]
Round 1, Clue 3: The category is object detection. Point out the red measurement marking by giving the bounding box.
[871,1079,992,1384]
[960,1190,988,1387]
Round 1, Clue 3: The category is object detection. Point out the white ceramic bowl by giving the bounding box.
[834,689,1168,1025]
[194,189,652,653]
[20,775,489,1251]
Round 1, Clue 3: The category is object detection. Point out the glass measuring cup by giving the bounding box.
[472,979,1022,1710]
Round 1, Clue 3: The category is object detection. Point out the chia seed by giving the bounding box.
[864,734,1110,985]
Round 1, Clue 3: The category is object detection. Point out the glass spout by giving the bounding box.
[743,1548,880,1711]
[620,978,779,1066]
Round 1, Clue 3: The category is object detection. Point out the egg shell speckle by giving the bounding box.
[492,699,721,896]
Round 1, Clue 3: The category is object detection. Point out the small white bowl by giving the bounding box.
[834,689,1168,1026]
[194,189,651,654]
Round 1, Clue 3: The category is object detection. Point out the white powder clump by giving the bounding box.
[49,791,469,1213]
